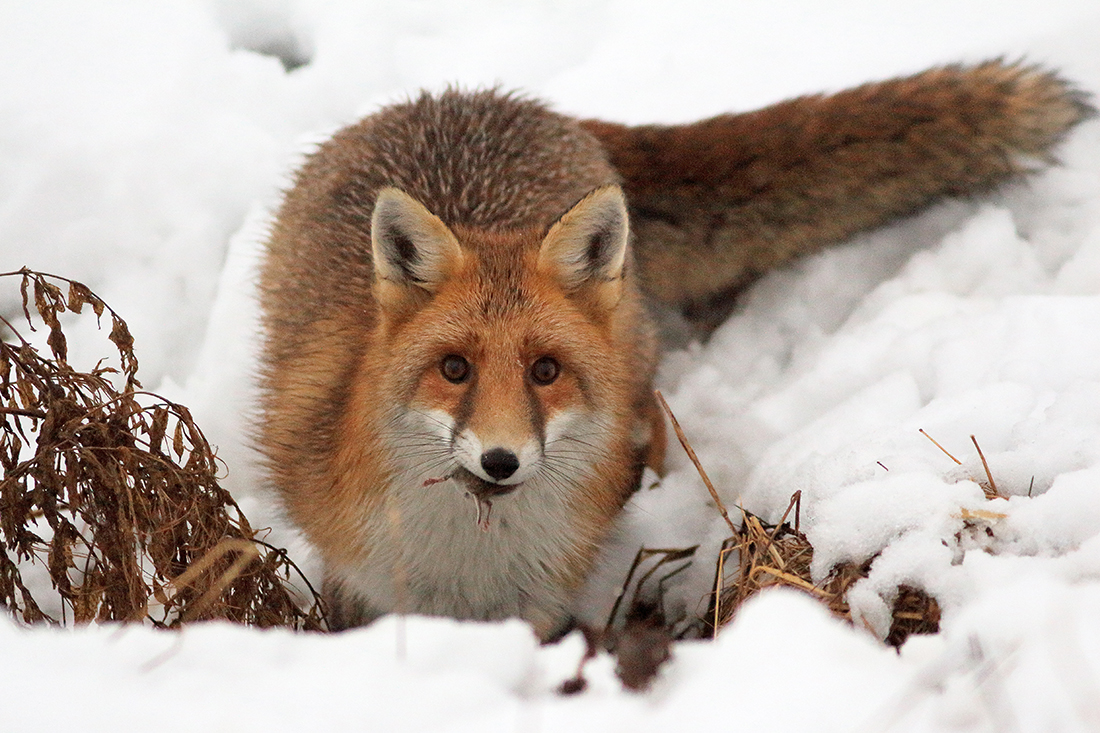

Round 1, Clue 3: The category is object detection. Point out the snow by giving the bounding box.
[3,0,1100,730]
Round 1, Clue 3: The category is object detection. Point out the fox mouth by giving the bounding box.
[452,467,518,499]
[420,468,517,532]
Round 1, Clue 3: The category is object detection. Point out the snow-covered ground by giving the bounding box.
[3,1,1100,730]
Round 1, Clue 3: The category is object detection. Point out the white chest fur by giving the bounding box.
[336,467,586,631]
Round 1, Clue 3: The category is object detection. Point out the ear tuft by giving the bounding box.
[371,188,463,308]
[538,186,629,309]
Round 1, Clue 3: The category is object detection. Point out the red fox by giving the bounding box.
[257,61,1091,638]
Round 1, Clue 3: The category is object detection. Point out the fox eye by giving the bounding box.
[530,356,559,385]
[440,355,470,383]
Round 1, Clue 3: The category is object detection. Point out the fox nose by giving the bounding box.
[481,448,520,481]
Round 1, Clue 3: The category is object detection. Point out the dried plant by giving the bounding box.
[654,390,942,647]
[0,268,323,629]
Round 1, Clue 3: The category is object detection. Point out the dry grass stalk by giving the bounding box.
[920,428,962,465]
[959,507,1007,521]
[708,501,849,632]
[654,395,940,644]
[0,268,324,630]
[655,390,737,535]
[606,545,697,632]
[970,434,1002,499]
[922,428,1004,499]
[704,500,939,646]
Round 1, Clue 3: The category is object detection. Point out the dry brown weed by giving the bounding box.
[0,268,323,629]
[655,390,941,647]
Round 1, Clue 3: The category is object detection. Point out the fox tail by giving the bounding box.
[582,60,1094,337]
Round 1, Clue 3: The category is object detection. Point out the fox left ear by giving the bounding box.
[538,185,629,311]
[371,187,464,311]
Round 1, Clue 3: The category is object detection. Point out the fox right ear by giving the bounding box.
[538,185,629,312]
[371,188,464,310]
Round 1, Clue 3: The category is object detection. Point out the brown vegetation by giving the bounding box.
[655,390,942,648]
[0,269,323,629]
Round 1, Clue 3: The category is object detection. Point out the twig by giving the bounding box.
[920,428,962,465]
[970,435,1001,499]
[606,546,696,629]
[632,547,697,615]
[251,538,328,626]
[765,490,802,548]
[712,540,737,639]
[170,538,260,622]
[608,547,647,630]
[750,566,829,595]
[0,407,47,419]
[655,390,737,535]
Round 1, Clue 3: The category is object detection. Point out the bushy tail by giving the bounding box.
[581,60,1094,335]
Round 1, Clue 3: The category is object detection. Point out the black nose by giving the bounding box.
[481,448,519,481]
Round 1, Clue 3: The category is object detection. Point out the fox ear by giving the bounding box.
[538,185,629,311]
[371,187,464,309]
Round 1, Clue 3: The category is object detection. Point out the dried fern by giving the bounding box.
[0,268,323,630]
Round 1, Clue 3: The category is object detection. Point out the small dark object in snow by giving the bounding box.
[558,676,588,696]
[613,604,673,691]
[885,584,941,648]
[557,624,600,696]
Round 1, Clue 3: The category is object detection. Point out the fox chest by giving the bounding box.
[343,474,589,629]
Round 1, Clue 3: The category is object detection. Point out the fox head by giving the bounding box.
[364,184,646,515]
